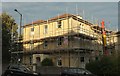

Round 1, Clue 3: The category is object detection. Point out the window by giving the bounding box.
[19,66,29,72]
[95,57,98,60]
[44,25,48,34]
[57,58,62,66]
[58,37,62,45]
[57,20,62,28]
[44,40,48,48]
[30,42,34,50]
[89,59,91,62]
[36,57,41,66]
[36,57,41,62]
[30,56,32,64]
[10,66,19,70]
[80,57,84,62]
[31,27,34,36]
[31,27,34,31]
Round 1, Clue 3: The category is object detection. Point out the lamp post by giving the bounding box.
[14,9,22,64]
[14,9,22,37]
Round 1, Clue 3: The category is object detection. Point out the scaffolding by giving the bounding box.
[22,13,103,68]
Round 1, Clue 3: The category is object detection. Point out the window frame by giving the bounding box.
[31,27,34,32]
[44,40,48,48]
[80,57,84,62]
[44,25,48,34]
[30,27,34,36]
[29,56,32,65]
[57,20,62,28]
[57,37,62,46]
[57,58,62,66]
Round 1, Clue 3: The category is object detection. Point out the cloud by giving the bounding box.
[2,2,118,31]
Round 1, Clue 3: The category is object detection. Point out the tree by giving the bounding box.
[1,12,18,64]
[86,55,120,76]
[41,58,54,66]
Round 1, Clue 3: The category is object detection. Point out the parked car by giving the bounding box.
[61,68,96,76]
[2,64,41,76]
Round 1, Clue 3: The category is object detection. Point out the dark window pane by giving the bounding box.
[58,21,62,28]
[58,37,62,45]
[57,58,62,66]
[44,25,48,34]
[44,40,48,48]
[31,28,34,31]
[80,57,84,62]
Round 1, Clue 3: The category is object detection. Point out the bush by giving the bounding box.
[86,55,120,76]
[41,58,54,66]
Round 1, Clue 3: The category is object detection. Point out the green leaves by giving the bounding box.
[41,58,54,66]
[1,12,18,63]
[86,55,120,76]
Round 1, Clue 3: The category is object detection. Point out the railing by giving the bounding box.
[23,26,102,42]
[22,25,103,54]
[23,39,103,54]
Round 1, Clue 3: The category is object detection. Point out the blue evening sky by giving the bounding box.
[2,2,118,31]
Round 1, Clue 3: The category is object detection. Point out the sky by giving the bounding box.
[1,0,120,2]
[1,2,118,31]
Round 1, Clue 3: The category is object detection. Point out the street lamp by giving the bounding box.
[14,9,22,64]
[14,9,22,38]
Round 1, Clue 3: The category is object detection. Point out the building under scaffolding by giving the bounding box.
[21,13,104,70]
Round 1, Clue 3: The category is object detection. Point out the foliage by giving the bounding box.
[41,58,54,66]
[1,12,18,63]
[86,55,120,76]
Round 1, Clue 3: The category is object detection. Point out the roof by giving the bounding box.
[24,20,46,27]
[23,13,92,28]
[48,13,74,21]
